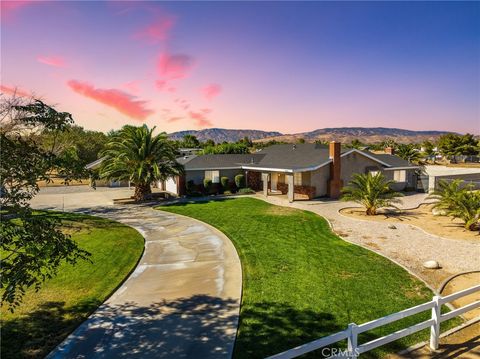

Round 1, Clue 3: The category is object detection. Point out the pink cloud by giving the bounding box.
[37,55,66,68]
[67,80,154,121]
[157,53,194,80]
[189,111,213,127]
[134,14,175,44]
[200,108,212,114]
[201,84,222,100]
[1,85,32,97]
[1,0,34,22]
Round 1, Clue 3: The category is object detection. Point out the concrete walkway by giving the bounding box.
[31,187,242,359]
[257,193,480,289]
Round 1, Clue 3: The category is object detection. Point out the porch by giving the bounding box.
[246,170,317,202]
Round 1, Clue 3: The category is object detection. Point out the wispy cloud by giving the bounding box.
[67,80,154,121]
[0,85,32,97]
[201,83,222,100]
[167,116,183,123]
[189,110,213,127]
[133,13,175,44]
[157,53,195,80]
[1,0,34,22]
[37,55,66,68]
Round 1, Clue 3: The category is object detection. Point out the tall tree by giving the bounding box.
[395,144,421,163]
[182,134,200,148]
[100,125,183,201]
[0,96,90,309]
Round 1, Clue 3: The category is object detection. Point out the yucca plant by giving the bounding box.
[428,180,480,231]
[341,172,403,215]
[100,125,183,201]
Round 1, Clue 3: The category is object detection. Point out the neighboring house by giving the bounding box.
[168,142,419,202]
[420,165,480,193]
[85,158,130,188]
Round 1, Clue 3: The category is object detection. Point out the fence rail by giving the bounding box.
[267,284,480,359]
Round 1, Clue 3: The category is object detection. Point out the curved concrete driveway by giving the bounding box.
[31,187,242,358]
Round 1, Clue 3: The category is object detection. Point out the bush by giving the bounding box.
[203,178,212,193]
[238,187,255,194]
[223,190,233,195]
[221,177,229,191]
[235,174,245,189]
[186,180,195,193]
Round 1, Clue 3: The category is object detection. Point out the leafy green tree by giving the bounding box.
[438,133,479,162]
[395,144,421,163]
[182,134,200,148]
[203,139,215,147]
[100,125,183,201]
[39,125,107,165]
[381,139,397,149]
[421,141,437,163]
[297,138,306,144]
[341,173,403,215]
[238,136,253,147]
[0,97,90,309]
[202,142,249,154]
[348,139,364,149]
[428,180,480,231]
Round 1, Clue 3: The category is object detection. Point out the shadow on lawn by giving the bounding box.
[3,295,416,359]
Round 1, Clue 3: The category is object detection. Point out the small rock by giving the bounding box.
[423,260,440,269]
[388,224,397,229]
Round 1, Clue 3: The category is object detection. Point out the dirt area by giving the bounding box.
[441,273,480,321]
[386,321,480,359]
[340,204,479,242]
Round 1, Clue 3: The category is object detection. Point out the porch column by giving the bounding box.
[262,172,269,197]
[286,173,294,202]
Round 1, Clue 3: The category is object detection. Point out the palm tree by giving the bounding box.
[100,125,183,201]
[428,180,480,231]
[341,172,403,215]
[395,144,421,163]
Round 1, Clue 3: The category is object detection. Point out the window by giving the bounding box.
[294,172,302,185]
[394,170,406,182]
[205,170,220,183]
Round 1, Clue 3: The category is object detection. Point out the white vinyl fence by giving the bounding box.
[267,284,480,359]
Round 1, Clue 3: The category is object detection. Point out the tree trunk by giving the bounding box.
[133,183,152,201]
[366,207,376,216]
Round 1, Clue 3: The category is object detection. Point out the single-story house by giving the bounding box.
[164,142,419,202]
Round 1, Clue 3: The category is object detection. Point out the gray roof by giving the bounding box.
[366,153,414,168]
[245,144,334,170]
[182,153,265,170]
[181,144,417,172]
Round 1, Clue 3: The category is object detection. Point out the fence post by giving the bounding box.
[430,295,441,350]
[347,323,358,358]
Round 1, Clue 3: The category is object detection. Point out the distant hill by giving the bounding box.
[168,127,456,144]
[255,127,456,144]
[168,128,282,143]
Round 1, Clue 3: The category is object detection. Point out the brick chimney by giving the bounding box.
[385,146,395,155]
[328,141,342,199]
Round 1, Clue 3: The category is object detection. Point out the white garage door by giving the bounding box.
[165,177,178,194]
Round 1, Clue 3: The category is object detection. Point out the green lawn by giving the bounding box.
[1,212,144,359]
[160,198,453,358]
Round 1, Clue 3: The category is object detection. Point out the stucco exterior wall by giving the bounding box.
[310,165,330,197]
[340,152,382,185]
[185,168,244,184]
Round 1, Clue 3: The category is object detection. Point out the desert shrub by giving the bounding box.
[235,174,246,189]
[223,190,233,195]
[221,177,229,191]
[428,180,480,231]
[186,180,195,192]
[203,178,212,194]
[238,187,255,195]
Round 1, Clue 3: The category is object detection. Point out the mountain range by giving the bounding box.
[168,127,456,144]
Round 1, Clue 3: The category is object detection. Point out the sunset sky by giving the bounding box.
[1,1,479,134]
